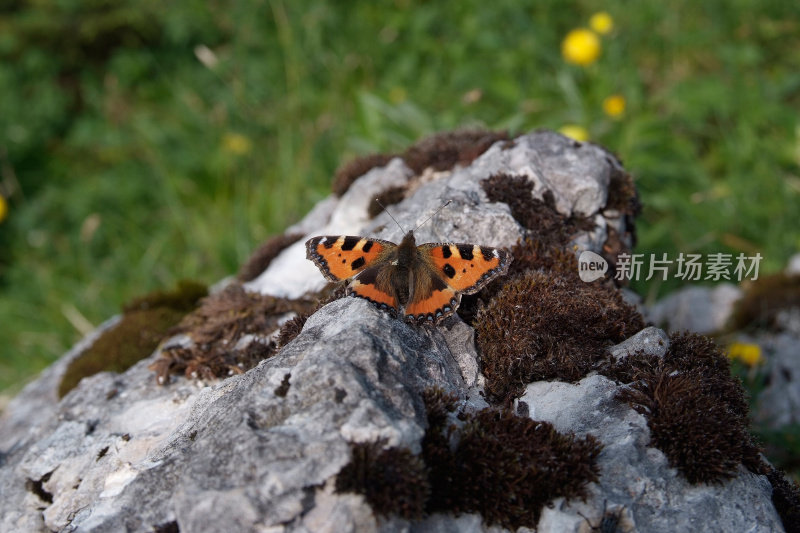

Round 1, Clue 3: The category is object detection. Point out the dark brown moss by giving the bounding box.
[276,313,309,347]
[606,332,750,418]
[421,387,459,427]
[605,162,641,216]
[367,185,407,219]
[481,173,595,243]
[274,373,291,397]
[174,284,316,346]
[729,273,800,332]
[618,369,747,484]
[767,467,800,533]
[402,129,510,175]
[332,153,397,196]
[419,388,460,512]
[611,332,765,484]
[482,171,638,288]
[335,441,429,520]
[152,339,277,383]
[421,394,602,530]
[475,271,644,404]
[456,237,580,325]
[59,281,207,397]
[506,236,580,279]
[665,332,751,418]
[149,284,317,384]
[237,232,304,282]
[152,521,180,533]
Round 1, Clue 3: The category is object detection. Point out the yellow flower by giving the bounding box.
[728,342,763,366]
[589,12,614,35]
[561,28,601,66]
[222,132,253,156]
[0,194,7,224]
[558,125,590,142]
[603,94,626,119]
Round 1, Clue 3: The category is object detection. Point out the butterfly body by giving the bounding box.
[306,230,511,324]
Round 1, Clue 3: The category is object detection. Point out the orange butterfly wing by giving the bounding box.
[306,235,401,315]
[349,264,401,315]
[405,242,511,323]
[404,284,460,323]
[421,243,512,293]
[305,236,394,282]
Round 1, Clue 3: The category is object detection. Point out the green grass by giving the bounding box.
[1,0,799,396]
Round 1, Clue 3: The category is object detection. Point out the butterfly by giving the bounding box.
[305,229,512,324]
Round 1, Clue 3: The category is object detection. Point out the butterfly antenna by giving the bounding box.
[412,200,451,232]
[374,198,406,233]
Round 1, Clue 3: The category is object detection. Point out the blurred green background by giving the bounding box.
[0,0,798,398]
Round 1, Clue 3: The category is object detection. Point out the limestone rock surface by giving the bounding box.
[0,131,786,532]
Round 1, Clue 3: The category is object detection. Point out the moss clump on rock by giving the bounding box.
[421,388,601,530]
[482,173,594,241]
[150,284,319,383]
[767,467,800,533]
[475,271,644,404]
[335,389,601,529]
[611,332,765,484]
[456,235,582,326]
[367,185,407,219]
[605,163,641,216]
[402,129,510,175]
[275,313,309,348]
[59,280,207,397]
[335,441,430,520]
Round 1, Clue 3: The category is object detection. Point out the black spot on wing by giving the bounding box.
[443,264,456,278]
[362,240,374,253]
[457,244,474,260]
[351,257,366,270]
[341,237,360,251]
[441,245,452,258]
[322,238,335,249]
[481,246,495,261]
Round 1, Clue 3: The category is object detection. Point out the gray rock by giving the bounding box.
[775,308,800,337]
[0,298,467,532]
[516,375,784,533]
[244,131,625,299]
[620,288,649,322]
[648,283,742,334]
[608,326,669,361]
[753,332,800,428]
[471,131,611,217]
[0,130,783,533]
[0,315,121,452]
